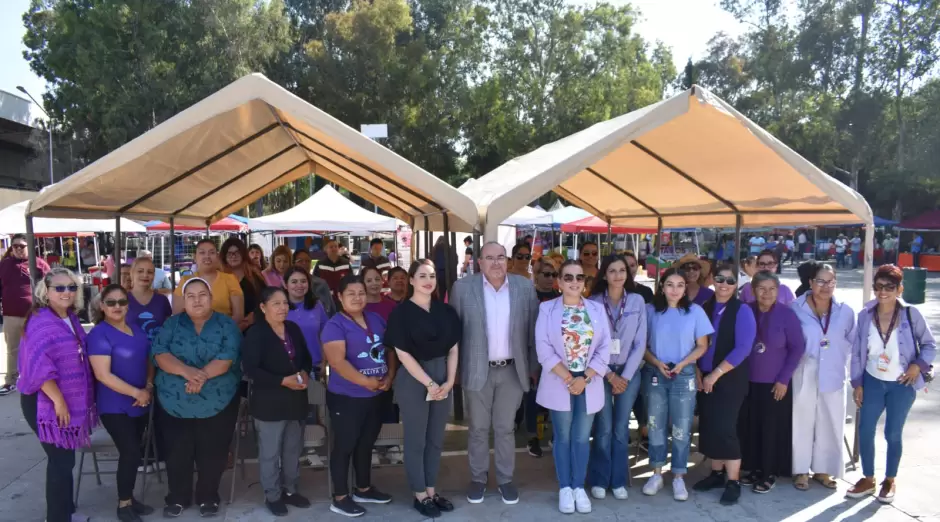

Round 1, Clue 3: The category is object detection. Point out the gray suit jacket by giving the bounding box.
[450,273,539,393]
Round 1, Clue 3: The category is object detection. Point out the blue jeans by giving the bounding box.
[643,365,697,474]
[859,371,916,477]
[551,390,595,489]
[588,365,642,489]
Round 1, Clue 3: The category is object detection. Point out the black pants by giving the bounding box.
[326,391,386,497]
[698,370,748,461]
[100,413,148,501]
[739,381,793,478]
[22,393,75,522]
[160,397,239,506]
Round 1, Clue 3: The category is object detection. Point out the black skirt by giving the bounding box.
[698,367,748,460]
[738,381,793,477]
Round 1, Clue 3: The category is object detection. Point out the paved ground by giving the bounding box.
[1,266,939,521]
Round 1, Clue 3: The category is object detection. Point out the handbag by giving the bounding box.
[906,307,934,383]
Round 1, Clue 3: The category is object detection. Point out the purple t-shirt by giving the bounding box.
[320,311,388,398]
[127,293,173,343]
[364,297,398,322]
[691,287,715,307]
[287,302,329,367]
[86,322,150,417]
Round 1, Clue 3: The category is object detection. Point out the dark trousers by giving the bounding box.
[100,413,148,501]
[22,393,75,522]
[396,356,450,492]
[160,397,239,506]
[739,382,793,478]
[326,391,385,497]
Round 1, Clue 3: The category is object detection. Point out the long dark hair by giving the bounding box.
[248,243,267,270]
[91,284,127,324]
[220,237,262,293]
[592,254,636,296]
[652,267,691,313]
[283,266,319,310]
[406,258,439,300]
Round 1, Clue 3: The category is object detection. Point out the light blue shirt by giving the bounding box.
[790,294,856,394]
[646,303,714,365]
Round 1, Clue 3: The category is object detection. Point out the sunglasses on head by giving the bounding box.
[52,284,79,293]
[540,271,557,278]
[714,275,737,285]
[873,283,898,292]
[514,253,531,260]
[562,274,586,283]
[681,263,700,271]
[104,298,129,307]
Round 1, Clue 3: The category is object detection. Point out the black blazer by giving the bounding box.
[242,319,313,421]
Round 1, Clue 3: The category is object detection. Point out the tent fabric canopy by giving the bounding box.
[501,206,553,226]
[459,85,873,241]
[0,201,145,236]
[897,210,940,230]
[145,216,247,232]
[24,74,479,232]
[561,215,656,234]
[248,185,401,233]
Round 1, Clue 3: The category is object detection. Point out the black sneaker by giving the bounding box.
[352,486,392,504]
[199,502,219,517]
[0,384,15,396]
[720,480,742,505]
[433,494,454,512]
[266,499,288,517]
[693,470,727,492]
[117,505,142,522]
[163,503,184,518]
[330,496,366,517]
[281,492,311,508]
[131,498,154,516]
[414,497,441,518]
[740,470,760,486]
[498,482,519,505]
[527,437,543,458]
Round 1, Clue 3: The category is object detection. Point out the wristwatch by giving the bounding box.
[426,380,436,388]
[585,376,593,385]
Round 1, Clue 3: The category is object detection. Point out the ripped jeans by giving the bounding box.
[642,364,697,474]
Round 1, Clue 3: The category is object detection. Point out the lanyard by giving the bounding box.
[343,312,375,342]
[872,305,901,351]
[604,291,627,330]
[754,305,772,345]
[282,333,296,361]
[809,295,833,336]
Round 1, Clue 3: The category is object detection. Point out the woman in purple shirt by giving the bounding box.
[738,271,805,494]
[362,266,398,321]
[87,284,156,522]
[740,250,796,305]
[674,254,714,306]
[693,264,756,506]
[321,274,396,517]
[587,255,647,502]
[127,257,172,343]
[283,267,329,372]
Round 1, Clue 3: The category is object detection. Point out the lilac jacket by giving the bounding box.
[535,297,611,414]
[851,299,936,391]
[588,292,646,379]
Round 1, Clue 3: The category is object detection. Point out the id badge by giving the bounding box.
[877,352,891,372]
[610,339,622,355]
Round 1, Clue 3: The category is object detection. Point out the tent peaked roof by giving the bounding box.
[248,185,400,233]
[459,85,873,239]
[25,73,478,232]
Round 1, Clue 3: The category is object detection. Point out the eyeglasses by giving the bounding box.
[12,244,27,250]
[713,275,737,285]
[52,284,79,293]
[103,298,129,307]
[540,271,557,278]
[757,261,777,269]
[562,274,586,283]
[226,250,241,258]
[813,279,837,288]
[581,251,598,257]
[514,253,531,260]
[483,255,508,263]
[874,283,898,292]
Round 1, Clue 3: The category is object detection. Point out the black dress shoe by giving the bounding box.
[693,470,727,492]
[433,494,454,512]
[281,492,311,508]
[720,481,742,506]
[266,499,288,517]
[414,497,441,518]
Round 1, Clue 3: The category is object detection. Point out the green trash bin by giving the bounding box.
[902,267,927,305]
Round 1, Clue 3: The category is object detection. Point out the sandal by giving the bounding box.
[740,471,760,486]
[753,475,776,494]
[794,474,810,491]
[812,473,838,489]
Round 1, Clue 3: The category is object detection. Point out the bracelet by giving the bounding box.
[715,368,724,375]
[145,382,154,390]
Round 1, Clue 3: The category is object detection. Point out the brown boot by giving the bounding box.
[876,479,896,504]
[846,477,876,499]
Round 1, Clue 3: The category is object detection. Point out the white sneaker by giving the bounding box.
[558,487,575,514]
[643,474,664,496]
[590,486,606,499]
[574,488,592,514]
[673,477,689,501]
[612,486,628,500]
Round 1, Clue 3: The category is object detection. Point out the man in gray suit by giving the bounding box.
[450,241,539,505]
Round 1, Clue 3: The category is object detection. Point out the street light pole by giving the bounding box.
[16,86,54,185]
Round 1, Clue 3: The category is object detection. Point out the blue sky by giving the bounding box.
[0,0,744,122]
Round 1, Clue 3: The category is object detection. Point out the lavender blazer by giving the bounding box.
[535,297,611,414]
[851,299,937,391]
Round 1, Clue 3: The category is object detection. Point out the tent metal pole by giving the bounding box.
[76,237,82,274]
[733,215,743,282]
[115,217,122,278]
[93,235,99,268]
[607,221,612,256]
[169,218,176,291]
[472,231,481,273]
[26,215,38,287]
[655,217,663,293]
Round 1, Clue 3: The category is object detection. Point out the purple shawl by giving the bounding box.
[17,308,97,449]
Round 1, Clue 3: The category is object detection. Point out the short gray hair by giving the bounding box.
[751,270,780,288]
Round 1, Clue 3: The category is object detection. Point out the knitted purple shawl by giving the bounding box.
[17,308,97,449]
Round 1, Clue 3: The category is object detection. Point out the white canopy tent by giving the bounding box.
[248,185,402,234]
[460,85,875,301]
[0,201,145,235]
[500,205,553,226]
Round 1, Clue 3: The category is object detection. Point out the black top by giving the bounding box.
[702,297,749,388]
[631,284,655,304]
[385,299,462,361]
[239,273,265,316]
[242,319,313,421]
[536,289,561,302]
[464,247,473,256]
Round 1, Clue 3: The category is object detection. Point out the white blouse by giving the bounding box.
[867,321,904,381]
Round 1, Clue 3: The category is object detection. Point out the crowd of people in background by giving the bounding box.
[1,229,937,522]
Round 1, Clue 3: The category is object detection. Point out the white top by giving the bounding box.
[867,321,904,381]
[798,233,807,244]
[63,317,75,334]
[835,238,847,253]
[483,277,512,361]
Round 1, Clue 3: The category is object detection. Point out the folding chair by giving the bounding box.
[229,386,255,504]
[844,406,860,472]
[303,379,329,496]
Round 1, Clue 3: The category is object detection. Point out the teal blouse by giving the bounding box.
[151,312,242,418]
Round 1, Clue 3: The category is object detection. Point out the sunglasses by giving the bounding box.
[873,283,898,292]
[714,275,737,285]
[582,251,598,257]
[52,284,79,293]
[540,271,557,278]
[104,298,129,307]
[562,274,586,283]
[514,253,531,260]
[12,244,27,250]
[681,263,700,271]
[757,261,777,268]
